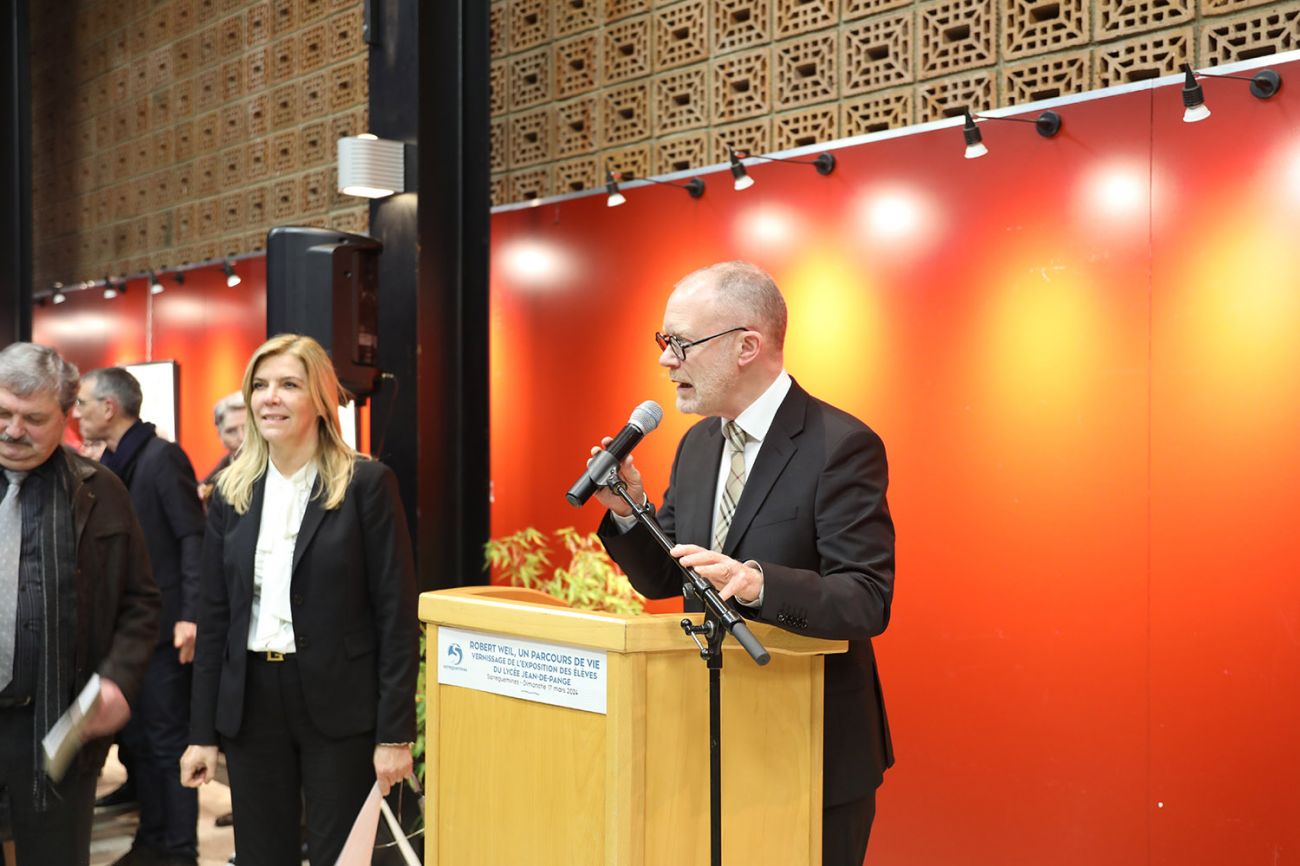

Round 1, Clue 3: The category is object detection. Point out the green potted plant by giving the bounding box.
[484,526,647,615]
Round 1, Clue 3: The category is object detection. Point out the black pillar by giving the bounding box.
[0,0,31,345]
[368,0,490,590]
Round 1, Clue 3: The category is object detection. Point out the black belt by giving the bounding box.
[0,695,33,708]
[248,650,295,663]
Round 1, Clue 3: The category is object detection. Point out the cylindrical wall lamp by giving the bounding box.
[338,134,406,198]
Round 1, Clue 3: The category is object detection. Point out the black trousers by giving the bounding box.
[0,706,98,866]
[222,654,375,866]
[119,641,197,856]
[823,789,877,866]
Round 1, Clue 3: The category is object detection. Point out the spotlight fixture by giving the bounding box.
[103,276,118,300]
[52,291,67,304]
[223,260,242,287]
[961,109,1062,159]
[617,171,706,199]
[1181,64,1282,124]
[1181,69,1210,123]
[728,150,755,191]
[728,147,835,190]
[962,113,988,159]
[337,133,407,198]
[149,270,165,294]
[605,167,626,208]
[173,271,186,287]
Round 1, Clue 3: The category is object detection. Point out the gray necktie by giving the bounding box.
[713,422,748,552]
[0,470,28,692]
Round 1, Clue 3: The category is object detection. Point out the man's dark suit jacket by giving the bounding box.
[63,448,162,773]
[117,431,205,641]
[600,380,895,806]
[190,458,418,747]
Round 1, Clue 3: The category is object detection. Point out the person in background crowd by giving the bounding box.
[87,424,135,822]
[76,367,207,866]
[198,392,246,505]
[0,342,160,866]
[594,262,896,866]
[180,334,418,865]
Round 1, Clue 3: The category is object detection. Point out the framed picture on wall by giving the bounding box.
[124,360,179,442]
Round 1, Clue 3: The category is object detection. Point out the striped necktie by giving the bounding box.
[0,470,28,692]
[713,421,748,552]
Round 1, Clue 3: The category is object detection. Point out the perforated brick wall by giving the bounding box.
[486,0,1296,207]
[46,1,1284,222]
[30,0,370,288]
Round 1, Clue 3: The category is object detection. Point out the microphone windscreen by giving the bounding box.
[629,400,664,434]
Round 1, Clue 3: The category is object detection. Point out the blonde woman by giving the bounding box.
[179,334,418,864]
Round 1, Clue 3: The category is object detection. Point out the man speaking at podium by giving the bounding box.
[594,261,895,866]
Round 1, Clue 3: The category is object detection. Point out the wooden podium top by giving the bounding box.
[419,585,846,658]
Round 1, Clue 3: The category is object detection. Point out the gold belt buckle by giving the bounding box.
[266,651,285,662]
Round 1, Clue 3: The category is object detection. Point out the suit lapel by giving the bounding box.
[230,474,267,602]
[677,422,724,548]
[722,382,808,556]
[292,476,327,578]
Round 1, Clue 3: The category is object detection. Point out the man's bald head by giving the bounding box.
[674,261,787,353]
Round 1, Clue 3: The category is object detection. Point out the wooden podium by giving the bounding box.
[418,586,846,866]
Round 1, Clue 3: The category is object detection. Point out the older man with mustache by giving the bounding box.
[0,342,159,866]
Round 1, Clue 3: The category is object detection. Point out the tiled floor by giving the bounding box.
[89,747,236,866]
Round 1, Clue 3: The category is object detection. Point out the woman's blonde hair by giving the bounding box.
[217,333,360,514]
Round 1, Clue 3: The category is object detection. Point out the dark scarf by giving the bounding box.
[100,419,156,482]
[30,450,79,810]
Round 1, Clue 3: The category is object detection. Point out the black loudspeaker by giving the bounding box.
[266,226,383,397]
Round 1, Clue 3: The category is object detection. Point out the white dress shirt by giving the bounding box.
[247,460,318,654]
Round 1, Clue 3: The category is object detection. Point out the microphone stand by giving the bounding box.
[604,472,770,866]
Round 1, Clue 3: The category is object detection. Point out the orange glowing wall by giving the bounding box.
[489,62,1300,865]
[33,260,267,479]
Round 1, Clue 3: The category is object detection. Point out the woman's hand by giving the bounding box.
[373,744,413,796]
[180,745,220,788]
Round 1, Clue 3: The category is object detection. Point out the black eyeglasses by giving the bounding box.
[654,326,750,361]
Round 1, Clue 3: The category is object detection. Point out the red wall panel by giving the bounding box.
[33,278,149,373]
[32,261,267,478]
[150,260,267,478]
[489,59,1300,865]
[1149,77,1300,864]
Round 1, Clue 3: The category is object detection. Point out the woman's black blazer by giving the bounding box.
[190,458,418,746]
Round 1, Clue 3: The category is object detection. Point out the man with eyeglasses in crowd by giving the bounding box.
[593,261,896,866]
[76,367,205,866]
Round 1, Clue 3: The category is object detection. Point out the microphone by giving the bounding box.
[566,401,664,507]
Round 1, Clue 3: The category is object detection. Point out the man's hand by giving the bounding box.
[180,745,219,787]
[374,744,413,796]
[671,545,763,604]
[82,677,131,740]
[174,621,197,664]
[588,436,646,517]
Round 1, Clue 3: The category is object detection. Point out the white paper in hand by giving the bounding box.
[334,781,382,866]
[42,673,102,782]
